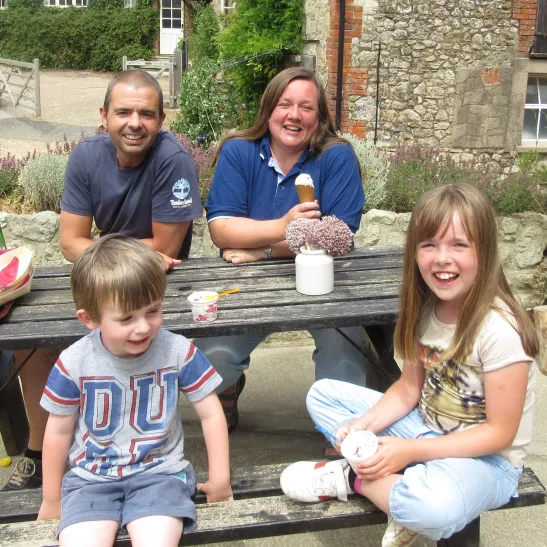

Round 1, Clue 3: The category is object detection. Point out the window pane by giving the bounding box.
[161,0,171,7]
[162,20,171,28]
[172,8,181,18]
[523,109,539,140]
[173,0,181,7]
[162,8,171,18]
[172,18,182,28]
[539,78,547,104]
[526,78,539,105]
[539,110,547,140]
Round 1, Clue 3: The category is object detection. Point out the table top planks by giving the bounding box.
[0,247,404,350]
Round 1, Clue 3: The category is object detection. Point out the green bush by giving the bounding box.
[0,167,20,199]
[0,6,157,71]
[341,134,390,210]
[19,154,68,213]
[217,0,304,119]
[376,144,545,215]
[7,0,42,9]
[171,59,226,144]
[186,3,220,63]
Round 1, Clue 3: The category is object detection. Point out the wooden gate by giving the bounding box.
[122,56,177,108]
[0,58,41,117]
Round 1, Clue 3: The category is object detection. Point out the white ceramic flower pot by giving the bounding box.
[295,247,334,295]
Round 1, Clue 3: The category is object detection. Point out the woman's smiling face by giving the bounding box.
[268,79,319,157]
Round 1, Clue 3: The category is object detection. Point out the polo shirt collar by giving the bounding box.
[258,134,311,171]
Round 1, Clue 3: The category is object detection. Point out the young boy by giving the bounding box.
[37,234,232,547]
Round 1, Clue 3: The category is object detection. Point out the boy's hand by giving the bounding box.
[37,500,61,521]
[197,480,233,503]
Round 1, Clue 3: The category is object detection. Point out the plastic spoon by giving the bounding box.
[204,288,240,301]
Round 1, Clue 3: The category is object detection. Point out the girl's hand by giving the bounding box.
[197,480,234,503]
[37,500,61,521]
[355,437,414,481]
[334,414,373,444]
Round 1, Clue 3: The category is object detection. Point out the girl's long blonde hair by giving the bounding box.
[394,183,538,364]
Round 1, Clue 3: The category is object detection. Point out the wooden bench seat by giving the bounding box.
[0,463,544,547]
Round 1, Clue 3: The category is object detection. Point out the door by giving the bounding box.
[159,0,183,56]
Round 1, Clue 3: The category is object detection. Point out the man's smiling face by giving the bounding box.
[100,82,166,169]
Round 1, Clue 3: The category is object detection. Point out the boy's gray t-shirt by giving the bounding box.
[61,132,202,259]
[41,328,222,482]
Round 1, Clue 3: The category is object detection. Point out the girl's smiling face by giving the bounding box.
[416,212,478,323]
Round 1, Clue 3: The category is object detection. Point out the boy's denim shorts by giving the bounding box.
[58,464,197,535]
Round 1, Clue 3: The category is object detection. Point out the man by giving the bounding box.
[2,69,202,491]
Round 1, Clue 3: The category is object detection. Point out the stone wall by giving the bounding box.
[301,0,544,161]
[2,210,546,308]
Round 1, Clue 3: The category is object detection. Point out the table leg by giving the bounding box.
[361,324,401,391]
[0,352,29,456]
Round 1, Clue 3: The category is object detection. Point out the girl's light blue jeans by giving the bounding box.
[307,378,522,541]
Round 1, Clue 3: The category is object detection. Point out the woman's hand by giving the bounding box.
[222,248,267,264]
[283,201,321,226]
[354,437,414,481]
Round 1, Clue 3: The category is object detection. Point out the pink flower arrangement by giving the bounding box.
[286,215,354,256]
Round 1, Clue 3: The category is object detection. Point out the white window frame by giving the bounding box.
[0,0,7,9]
[124,0,136,7]
[221,0,235,14]
[522,75,547,144]
[43,0,87,6]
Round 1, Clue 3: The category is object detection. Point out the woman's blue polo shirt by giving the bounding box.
[205,135,365,233]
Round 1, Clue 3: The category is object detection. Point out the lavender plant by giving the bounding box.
[286,216,353,256]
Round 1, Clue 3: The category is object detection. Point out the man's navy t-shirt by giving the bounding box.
[61,132,202,259]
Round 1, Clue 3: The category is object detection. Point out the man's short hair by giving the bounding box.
[103,69,164,117]
[71,234,167,322]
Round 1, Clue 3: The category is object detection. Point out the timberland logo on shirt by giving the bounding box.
[172,178,191,199]
[171,197,193,208]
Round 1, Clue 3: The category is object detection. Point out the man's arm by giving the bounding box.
[59,211,94,263]
[192,392,233,503]
[141,220,192,259]
[38,412,78,520]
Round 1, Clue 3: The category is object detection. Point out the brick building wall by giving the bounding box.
[514,0,538,54]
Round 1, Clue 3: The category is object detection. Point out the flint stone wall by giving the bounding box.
[2,210,546,309]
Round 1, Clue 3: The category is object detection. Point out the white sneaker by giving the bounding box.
[280,459,353,503]
[382,516,418,547]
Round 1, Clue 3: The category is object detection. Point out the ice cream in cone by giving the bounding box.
[295,174,315,203]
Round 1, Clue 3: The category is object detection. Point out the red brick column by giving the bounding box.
[513,0,537,55]
[326,0,368,137]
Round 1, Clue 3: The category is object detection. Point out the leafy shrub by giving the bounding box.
[171,59,226,143]
[341,134,389,210]
[377,144,545,215]
[19,154,68,213]
[217,0,304,120]
[0,164,20,199]
[186,3,220,63]
[172,133,217,204]
[0,6,157,71]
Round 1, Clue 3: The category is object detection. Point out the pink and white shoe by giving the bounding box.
[280,459,353,503]
[382,516,418,547]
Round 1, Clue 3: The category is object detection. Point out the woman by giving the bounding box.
[196,67,371,431]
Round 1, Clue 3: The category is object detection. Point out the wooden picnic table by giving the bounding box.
[0,246,404,351]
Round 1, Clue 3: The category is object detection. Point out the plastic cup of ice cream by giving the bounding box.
[187,291,219,322]
[340,431,378,472]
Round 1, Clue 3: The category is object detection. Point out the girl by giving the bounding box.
[280,183,538,546]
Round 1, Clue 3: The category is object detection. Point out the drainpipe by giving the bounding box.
[335,0,346,132]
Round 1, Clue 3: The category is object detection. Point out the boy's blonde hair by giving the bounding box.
[394,183,538,364]
[71,234,167,322]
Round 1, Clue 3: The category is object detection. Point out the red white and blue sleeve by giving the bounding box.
[40,357,81,415]
[178,343,222,403]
